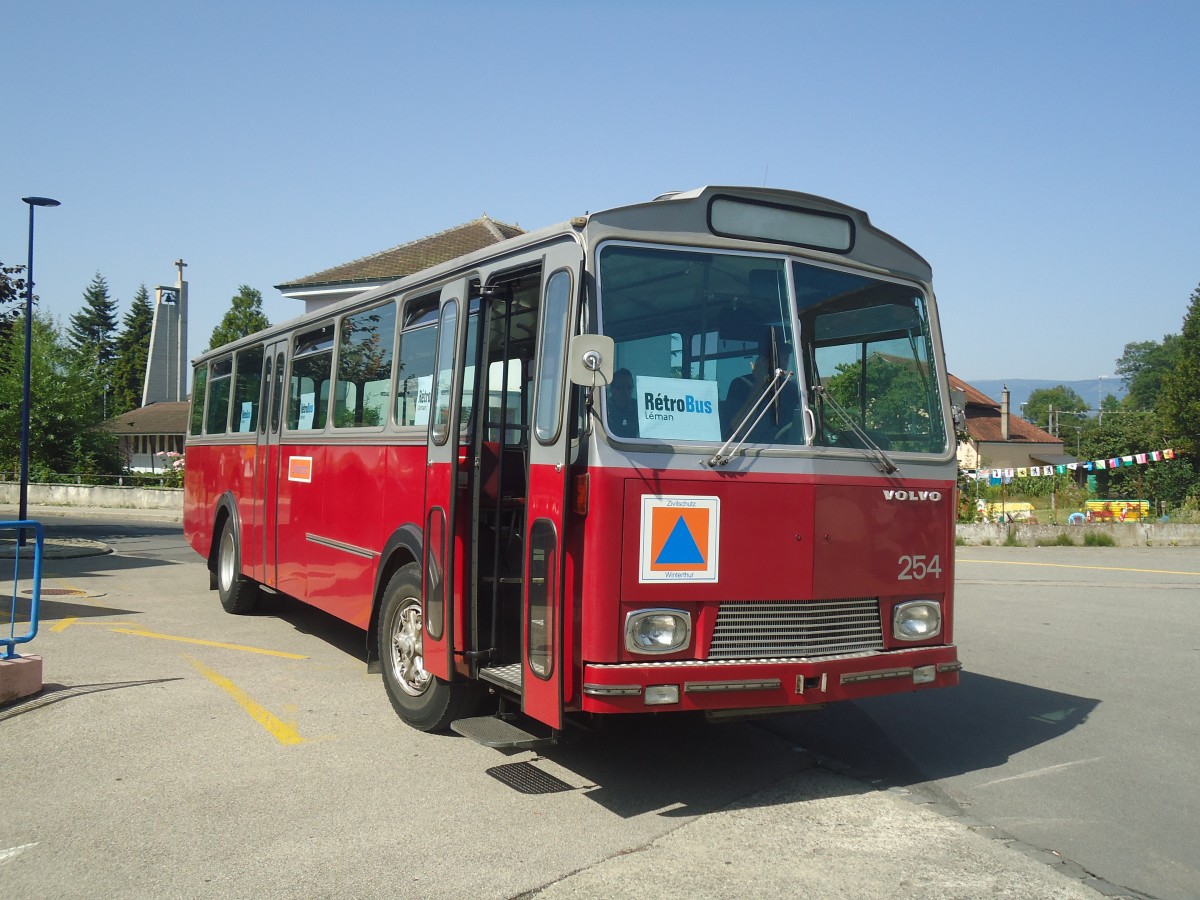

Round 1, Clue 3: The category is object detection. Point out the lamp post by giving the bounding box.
[18,196,61,539]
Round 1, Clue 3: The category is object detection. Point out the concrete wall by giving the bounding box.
[0,482,182,512]
[3,481,1197,546]
[956,522,1200,547]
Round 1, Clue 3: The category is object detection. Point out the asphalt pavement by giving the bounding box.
[1,504,1114,898]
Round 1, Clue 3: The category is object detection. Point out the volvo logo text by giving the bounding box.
[883,490,942,502]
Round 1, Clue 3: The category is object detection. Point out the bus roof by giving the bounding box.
[194,186,932,365]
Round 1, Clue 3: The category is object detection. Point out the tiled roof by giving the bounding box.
[948,374,998,409]
[276,216,525,290]
[103,401,190,435]
[949,374,1062,445]
[966,409,1063,444]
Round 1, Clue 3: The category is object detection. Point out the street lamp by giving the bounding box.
[19,196,61,540]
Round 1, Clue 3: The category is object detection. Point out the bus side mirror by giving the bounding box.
[568,334,615,386]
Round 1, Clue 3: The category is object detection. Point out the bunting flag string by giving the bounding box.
[963,448,1177,481]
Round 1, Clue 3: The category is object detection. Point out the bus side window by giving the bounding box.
[334,300,396,428]
[232,345,264,434]
[534,269,572,444]
[269,352,285,433]
[205,356,234,434]
[395,296,439,428]
[189,365,208,436]
[259,355,272,435]
[288,324,334,431]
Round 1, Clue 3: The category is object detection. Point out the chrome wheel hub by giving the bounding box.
[390,599,430,696]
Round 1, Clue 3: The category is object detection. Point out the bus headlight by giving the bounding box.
[893,601,942,641]
[625,610,692,654]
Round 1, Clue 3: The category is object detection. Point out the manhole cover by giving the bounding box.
[22,588,88,597]
[486,762,575,795]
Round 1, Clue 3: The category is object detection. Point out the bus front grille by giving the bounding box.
[708,599,883,660]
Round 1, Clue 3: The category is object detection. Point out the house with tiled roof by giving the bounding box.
[276,216,525,314]
[103,401,189,472]
[950,375,1076,471]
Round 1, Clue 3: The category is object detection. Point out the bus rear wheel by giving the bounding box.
[216,518,259,614]
[379,563,480,732]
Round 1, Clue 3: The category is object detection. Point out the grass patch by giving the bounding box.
[1084,531,1116,547]
[1003,530,1024,547]
[1036,533,1076,547]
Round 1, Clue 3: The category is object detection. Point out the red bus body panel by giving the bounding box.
[568,465,957,713]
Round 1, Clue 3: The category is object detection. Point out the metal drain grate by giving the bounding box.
[23,588,88,597]
[486,762,574,795]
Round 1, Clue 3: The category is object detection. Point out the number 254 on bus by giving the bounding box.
[184,186,961,745]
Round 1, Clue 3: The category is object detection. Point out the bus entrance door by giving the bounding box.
[422,280,470,682]
[519,248,581,730]
[257,340,286,588]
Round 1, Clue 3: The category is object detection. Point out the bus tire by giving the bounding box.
[379,563,480,732]
[216,518,259,614]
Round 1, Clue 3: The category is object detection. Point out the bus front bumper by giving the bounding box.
[579,646,961,714]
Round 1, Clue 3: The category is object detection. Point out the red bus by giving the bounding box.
[184,186,960,743]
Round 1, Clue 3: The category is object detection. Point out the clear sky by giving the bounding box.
[4,1,1197,386]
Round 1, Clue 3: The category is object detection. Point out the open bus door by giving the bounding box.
[520,246,582,730]
[422,279,470,681]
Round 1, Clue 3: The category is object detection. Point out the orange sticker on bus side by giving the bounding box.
[287,456,313,483]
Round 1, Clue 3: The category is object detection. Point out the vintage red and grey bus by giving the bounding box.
[184,186,960,742]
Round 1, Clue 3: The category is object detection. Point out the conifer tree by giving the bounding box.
[208,285,270,351]
[66,272,120,419]
[111,284,154,414]
[67,272,120,363]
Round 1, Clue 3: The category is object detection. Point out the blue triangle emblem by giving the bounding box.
[655,515,705,565]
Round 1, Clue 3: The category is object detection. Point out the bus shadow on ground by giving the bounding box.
[757,670,1099,793]
[256,591,368,662]
[15,596,144,622]
[529,672,1096,819]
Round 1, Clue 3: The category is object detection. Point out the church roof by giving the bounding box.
[103,401,190,435]
[276,216,525,290]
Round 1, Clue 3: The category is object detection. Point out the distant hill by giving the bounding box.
[964,378,1127,412]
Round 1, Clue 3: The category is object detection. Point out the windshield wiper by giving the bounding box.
[816,386,899,474]
[706,369,793,467]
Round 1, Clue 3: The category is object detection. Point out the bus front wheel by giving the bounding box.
[216,518,259,614]
[379,563,480,732]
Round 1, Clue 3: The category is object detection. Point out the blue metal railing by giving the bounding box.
[3,521,44,660]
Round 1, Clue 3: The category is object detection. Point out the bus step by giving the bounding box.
[479,663,522,693]
[451,715,555,750]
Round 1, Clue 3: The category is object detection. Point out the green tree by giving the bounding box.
[1,260,27,325]
[208,285,270,351]
[1023,385,1087,433]
[0,261,30,354]
[111,284,153,414]
[1116,336,1180,411]
[67,272,120,417]
[1157,283,1200,457]
[67,272,119,363]
[1080,411,1161,499]
[0,312,121,477]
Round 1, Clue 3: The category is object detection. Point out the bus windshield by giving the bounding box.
[597,244,946,454]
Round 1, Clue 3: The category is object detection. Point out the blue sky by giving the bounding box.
[4,1,1197,387]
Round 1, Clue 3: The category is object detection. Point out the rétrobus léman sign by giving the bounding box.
[635,375,722,442]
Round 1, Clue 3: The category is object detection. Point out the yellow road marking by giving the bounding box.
[110,628,307,659]
[188,656,306,745]
[50,619,142,633]
[958,558,1200,577]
